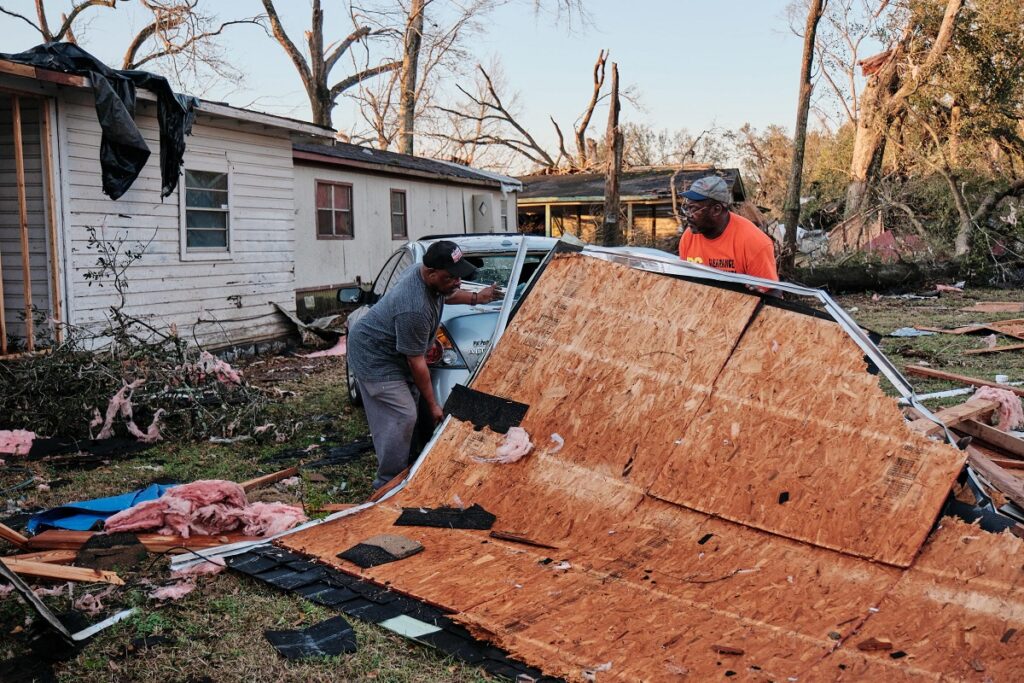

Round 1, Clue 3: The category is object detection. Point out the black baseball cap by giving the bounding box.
[423,240,477,278]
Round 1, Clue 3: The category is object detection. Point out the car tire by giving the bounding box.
[345,357,362,407]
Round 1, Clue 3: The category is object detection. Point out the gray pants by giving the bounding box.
[357,378,420,489]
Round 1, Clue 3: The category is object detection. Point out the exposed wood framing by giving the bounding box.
[239,466,298,492]
[0,557,124,585]
[967,446,1024,509]
[0,522,29,548]
[904,365,1024,398]
[24,530,260,553]
[11,94,35,352]
[955,419,1024,458]
[40,98,62,342]
[10,549,78,564]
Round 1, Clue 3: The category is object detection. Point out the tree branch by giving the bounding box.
[0,6,43,35]
[54,0,116,42]
[261,0,312,90]
[324,25,372,74]
[329,61,402,99]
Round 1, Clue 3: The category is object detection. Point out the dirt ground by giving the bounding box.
[2,285,1024,682]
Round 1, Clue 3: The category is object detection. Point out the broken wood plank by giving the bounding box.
[24,530,260,553]
[904,366,1024,398]
[240,466,299,492]
[962,302,1024,314]
[489,530,559,550]
[9,549,78,564]
[315,503,358,513]
[0,522,29,548]
[906,399,998,436]
[368,467,409,503]
[954,420,1024,459]
[964,344,1024,355]
[915,324,989,335]
[0,557,124,585]
[967,447,1024,510]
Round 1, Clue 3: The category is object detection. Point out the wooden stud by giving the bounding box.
[954,419,1024,459]
[24,530,260,553]
[962,302,1024,314]
[964,344,1024,355]
[10,549,78,564]
[12,94,35,352]
[967,446,1024,509]
[905,398,998,436]
[0,557,124,585]
[904,365,1024,398]
[368,467,409,502]
[0,522,29,548]
[239,466,299,492]
[40,97,62,343]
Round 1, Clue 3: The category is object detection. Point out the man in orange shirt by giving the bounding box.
[678,176,779,284]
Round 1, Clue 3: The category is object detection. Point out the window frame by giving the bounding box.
[500,198,509,231]
[179,164,233,261]
[315,180,354,240]
[390,188,408,240]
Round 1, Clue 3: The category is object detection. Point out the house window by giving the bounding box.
[316,181,353,239]
[391,189,408,239]
[500,199,508,230]
[184,169,229,250]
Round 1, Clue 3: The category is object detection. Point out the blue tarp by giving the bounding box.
[27,483,174,534]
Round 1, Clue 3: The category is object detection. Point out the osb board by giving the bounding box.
[471,254,761,486]
[648,303,965,566]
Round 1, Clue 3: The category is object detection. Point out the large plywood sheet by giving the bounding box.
[277,255,1011,681]
[649,304,965,566]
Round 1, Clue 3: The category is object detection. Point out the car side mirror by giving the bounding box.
[338,287,363,304]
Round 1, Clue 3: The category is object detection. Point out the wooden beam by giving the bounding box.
[40,98,62,343]
[964,344,1024,355]
[0,557,124,585]
[0,522,29,548]
[10,549,78,564]
[24,530,260,553]
[12,94,35,352]
[906,398,998,436]
[904,365,1024,398]
[954,419,1024,458]
[967,446,1024,510]
[239,466,299,492]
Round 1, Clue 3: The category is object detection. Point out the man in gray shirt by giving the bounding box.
[348,240,497,488]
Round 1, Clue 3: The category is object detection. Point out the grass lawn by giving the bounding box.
[2,285,1024,681]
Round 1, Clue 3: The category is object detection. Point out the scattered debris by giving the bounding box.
[171,556,226,578]
[148,580,195,601]
[857,637,893,652]
[395,503,496,530]
[1,557,124,585]
[582,662,612,681]
[0,430,35,457]
[298,336,347,358]
[75,532,148,571]
[548,433,565,453]
[961,302,1024,313]
[904,365,1024,398]
[889,327,936,338]
[73,586,117,616]
[179,351,243,385]
[264,615,358,659]
[473,427,534,464]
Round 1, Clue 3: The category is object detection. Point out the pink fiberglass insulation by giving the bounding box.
[149,580,195,601]
[0,429,35,456]
[181,351,242,385]
[973,386,1024,431]
[240,501,309,537]
[171,556,226,578]
[300,336,347,358]
[104,479,306,538]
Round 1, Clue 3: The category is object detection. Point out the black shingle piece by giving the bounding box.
[225,553,280,576]
[394,503,496,530]
[285,560,318,572]
[268,567,331,591]
[302,586,359,607]
[253,567,300,584]
[264,615,357,659]
[340,600,405,623]
[415,629,488,664]
[338,544,401,568]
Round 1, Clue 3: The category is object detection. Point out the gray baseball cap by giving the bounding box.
[681,176,732,204]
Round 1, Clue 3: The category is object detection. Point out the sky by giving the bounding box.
[0,0,813,157]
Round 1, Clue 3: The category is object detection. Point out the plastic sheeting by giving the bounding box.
[0,42,197,199]
[26,482,174,533]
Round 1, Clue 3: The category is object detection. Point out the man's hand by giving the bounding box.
[476,283,501,304]
[429,401,444,424]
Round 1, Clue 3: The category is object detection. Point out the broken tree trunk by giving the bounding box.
[601,62,622,247]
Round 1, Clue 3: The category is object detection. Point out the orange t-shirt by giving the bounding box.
[678,212,779,281]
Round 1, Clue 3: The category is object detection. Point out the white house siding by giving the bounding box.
[59,91,297,348]
[293,162,517,289]
[0,94,53,344]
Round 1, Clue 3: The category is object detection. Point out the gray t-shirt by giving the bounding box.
[347,265,444,382]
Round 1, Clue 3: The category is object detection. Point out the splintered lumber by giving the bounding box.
[25,530,259,553]
[904,365,1024,398]
[0,522,29,548]
[9,549,78,564]
[962,302,1024,313]
[954,419,1024,459]
[967,446,1024,509]
[964,343,1024,355]
[240,466,298,492]
[905,398,998,436]
[0,557,124,585]
[315,503,357,513]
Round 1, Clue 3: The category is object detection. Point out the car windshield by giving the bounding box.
[461,252,546,299]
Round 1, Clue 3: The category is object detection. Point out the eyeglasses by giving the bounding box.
[683,201,717,216]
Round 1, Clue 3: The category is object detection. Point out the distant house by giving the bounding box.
[517,166,760,248]
[291,142,521,318]
[0,58,333,357]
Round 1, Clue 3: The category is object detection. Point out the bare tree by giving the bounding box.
[0,0,115,44]
[781,0,827,275]
[397,0,425,154]
[602,62,622,246]
[261,0,401,128]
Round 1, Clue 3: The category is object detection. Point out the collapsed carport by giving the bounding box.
[255,248,1019,681]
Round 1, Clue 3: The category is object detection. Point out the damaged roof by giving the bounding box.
[293,142,523,191]
[274,251,1024,681]
[517,166,746,203]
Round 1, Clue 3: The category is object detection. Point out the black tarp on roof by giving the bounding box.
[294,142,519,189]
[517,167,745,202]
